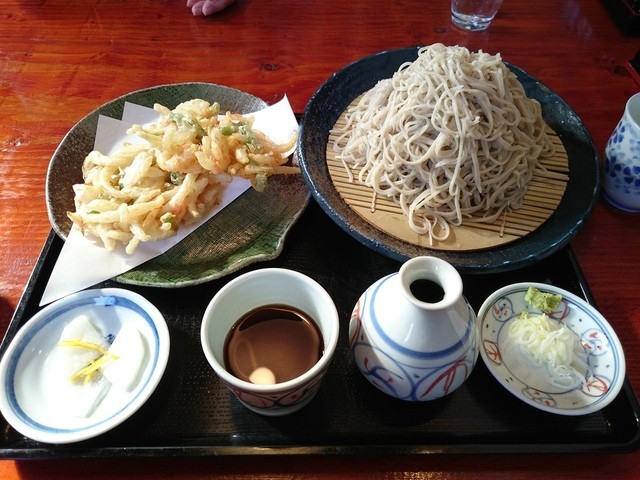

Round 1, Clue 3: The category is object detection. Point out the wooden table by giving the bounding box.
[1,0,639,478]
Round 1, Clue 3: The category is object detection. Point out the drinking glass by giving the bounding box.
[451,0,504,31]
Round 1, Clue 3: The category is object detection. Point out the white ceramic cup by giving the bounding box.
[201,268,339,416]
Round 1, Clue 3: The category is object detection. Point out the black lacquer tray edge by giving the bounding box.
[0,221,639,459]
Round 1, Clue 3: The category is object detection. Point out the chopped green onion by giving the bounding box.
[170,171,184,185]
[220,125,236,136]
[160,212,175,224]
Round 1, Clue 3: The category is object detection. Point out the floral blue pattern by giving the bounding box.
[603,94,640,212]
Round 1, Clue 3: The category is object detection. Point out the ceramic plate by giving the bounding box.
[298,47,599,273]
[0,288,170,443]
[46,83,309,287]
[476,283,626,415]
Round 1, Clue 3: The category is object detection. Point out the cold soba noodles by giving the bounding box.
[331,44,555,244]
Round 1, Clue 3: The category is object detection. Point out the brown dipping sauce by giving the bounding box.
[223,304,324,384]
[409,279,445,303]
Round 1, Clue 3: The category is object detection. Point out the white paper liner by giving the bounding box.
[41,96,298,306]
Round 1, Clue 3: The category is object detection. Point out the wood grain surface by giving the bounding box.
[1,1,639,479]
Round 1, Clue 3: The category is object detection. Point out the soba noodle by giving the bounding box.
[331,44,554,243]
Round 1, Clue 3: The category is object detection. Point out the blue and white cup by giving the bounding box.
[603,92,640,213]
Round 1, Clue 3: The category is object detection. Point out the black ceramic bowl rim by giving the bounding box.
[297,47,600,274]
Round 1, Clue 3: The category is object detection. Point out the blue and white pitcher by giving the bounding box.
[349,256,478,402]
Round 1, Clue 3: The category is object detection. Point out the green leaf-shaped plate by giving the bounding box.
[45,83,309,287]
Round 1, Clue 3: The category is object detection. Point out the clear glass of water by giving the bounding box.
[451,0,504,31]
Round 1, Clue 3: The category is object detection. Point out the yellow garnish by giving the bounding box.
[58,339,111,356]
[58,339,120,384]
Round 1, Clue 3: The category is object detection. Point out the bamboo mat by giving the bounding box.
[326,115,569,252]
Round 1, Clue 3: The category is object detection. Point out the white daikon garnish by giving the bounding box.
[52,314,113,417]
[507,312,587,389]
[101,322,147,392]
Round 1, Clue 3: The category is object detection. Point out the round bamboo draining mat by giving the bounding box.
[326,109,569,252]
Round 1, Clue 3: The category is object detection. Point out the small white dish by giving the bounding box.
[477,282,626,416]
[0,288,170,443]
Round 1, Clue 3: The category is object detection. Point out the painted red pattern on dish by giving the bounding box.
[419,356,470,399]
[582,375,609,397]
[482,339,502,365]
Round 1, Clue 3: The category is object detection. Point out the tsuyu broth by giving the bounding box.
[409,279,445,303]
[223,304,324,384]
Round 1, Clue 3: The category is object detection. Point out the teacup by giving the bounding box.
[200,268,339,416]
[603,92,640,213]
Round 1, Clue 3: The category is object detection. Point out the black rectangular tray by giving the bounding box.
[1,200,639,458]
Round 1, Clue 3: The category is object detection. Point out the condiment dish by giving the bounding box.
[477,282,625,415]
[0,288,170,443]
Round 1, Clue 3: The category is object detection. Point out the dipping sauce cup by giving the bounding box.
[201,268,339,416]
